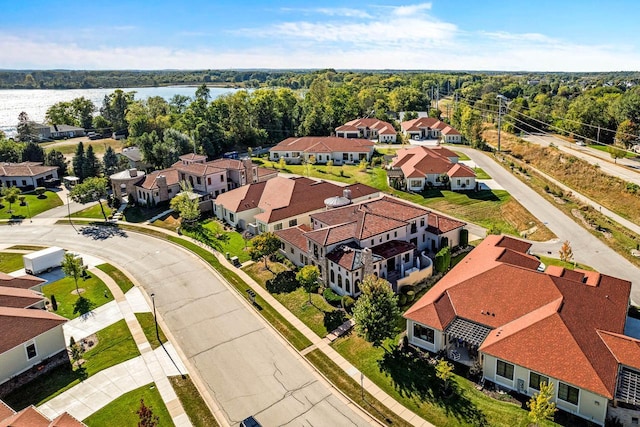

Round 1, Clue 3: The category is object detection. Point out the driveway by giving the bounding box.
[0,225,372,427]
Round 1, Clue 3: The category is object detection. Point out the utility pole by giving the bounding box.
[496,95,508,153]
[436,85,439,111]
[597,126,601,145]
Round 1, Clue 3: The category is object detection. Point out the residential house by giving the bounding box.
[404,235,640,426]
[388,146,476,191]
[0,162,59,189]
[0,286,46,309]
[214,176,380,233]
[0,272,46,293]
[335,118,397,143]
[109,168,146,200]
[401,117,462,143]
[0,400,85,426]
[49,124,85,139]
[118,147,152,171]
[269,136,375,165]
[275,195,465,296]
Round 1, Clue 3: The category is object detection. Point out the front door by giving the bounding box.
[386,257,396,272]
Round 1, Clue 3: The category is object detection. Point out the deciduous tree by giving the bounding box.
[352,274,400,348]
[296,265,319,304]
[70,177,109,221]
[61,252,83,295]
[169,181,200,228]
[527,382,557,426]
[435,359,454,394]
[137,399,159,427]
[558,240,573,264]
[249,232,281,269]
[2,185,21,213]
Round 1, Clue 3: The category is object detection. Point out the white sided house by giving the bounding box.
[405,235,640,426]
[335,118,397,143]
[0,162,58,189]
[388,145,476,192]
[269,136,375,165]
[401,117,462,143]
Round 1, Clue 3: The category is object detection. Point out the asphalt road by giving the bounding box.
[0,224,372,427]
[455,147,640,304]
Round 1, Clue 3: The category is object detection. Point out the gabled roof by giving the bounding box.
[0,401,86,427]
[390,146,473,180]
[0,162,58,178]
[404,234,634,399]
[0,286,44,308]
[0,272,46,290]
[274,225,312,252]
[447,163,476,178]
[326,244,384,271]
[138,169,180,190]
[0,306,66,354]
[427,213,466,235]
[179,153,207,162]
[269,136,374,154]
[339,118,397,136]
[171,161,225,177]
[401,117,457,133]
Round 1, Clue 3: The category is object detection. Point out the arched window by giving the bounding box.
[338,275,343,289]
[354,280,360,294]
[330,270,335,284]
[345,278,351,294]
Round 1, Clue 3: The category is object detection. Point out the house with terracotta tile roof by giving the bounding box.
[131,154,277,207]
[0,162,59,189]
[213,176,380,234]
[0,400,85,427]
[335,118,397,143]
[269,136,375,165]
[388,145,476,191]
[276,195,466,297]
[404,234,640,426]
[401,117,462,143]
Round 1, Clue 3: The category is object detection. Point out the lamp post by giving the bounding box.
[66,192,79,234]
[25,201,31,223]
[150,293,160,342]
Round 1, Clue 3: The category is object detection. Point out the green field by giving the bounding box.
[43,273,113,319]
[0,191,62,219]
[135,312,167,350]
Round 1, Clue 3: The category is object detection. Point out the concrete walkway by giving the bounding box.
[38,266,191,426]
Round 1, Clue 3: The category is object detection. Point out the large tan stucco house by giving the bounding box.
[335,118,397,143]
[269,136,375,165]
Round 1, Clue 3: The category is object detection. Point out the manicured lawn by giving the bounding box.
[243,260,341,338]
[474,167,491,180]
[83,383,173,427]
[124,204,170,223]
[135,312,167,350]
[180,219,253,262]
[97,263,135,293]
[8,245,45,251]
[332,334,555,427]
[169,375,219,427]
[0,191,62,219]
[4,320,140,409]
[43,138,123,156]
[70,203,112,219]
[538,256,594,272]
[0,252,26,272]
[42,273,114,319]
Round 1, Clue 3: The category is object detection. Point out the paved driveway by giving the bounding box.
[0,225,371,427]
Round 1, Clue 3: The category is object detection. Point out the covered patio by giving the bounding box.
[443,317,491,367]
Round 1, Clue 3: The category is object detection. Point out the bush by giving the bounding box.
[35,187,46,198]
[50,295,58,311]
[401,285,416,295]
[405,290,416,302]
[266,270,299,294]
[398,294,407,305]
[324,310,346,332]
[323,288,343,307]
[341,295,355,314]
[459,228,469,247]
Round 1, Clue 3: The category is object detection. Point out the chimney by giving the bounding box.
[156,175,168,201]
[243,158,254,184]
[129,168,137,178]
[343,188,352,200]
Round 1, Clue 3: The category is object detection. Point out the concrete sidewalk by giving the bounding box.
[38,266,191,426]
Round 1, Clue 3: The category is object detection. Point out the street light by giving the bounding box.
[150,293,160,342]
[25,201,31,223]
[66,192,79,234]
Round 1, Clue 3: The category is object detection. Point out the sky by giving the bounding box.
[1,0,640,72]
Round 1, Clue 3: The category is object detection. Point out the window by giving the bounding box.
[496,360,514,380]
[338,275,343,289]
[330,270,335,284]
[229,213,235,222]
[274,223,283,231]
[410,222,417,233]
[371,240,374,246]
[410,179,422,187]
[413,324,434,343]
[300,254,304,263]
[420,218,425,227]
[25,343,37,359]
[197,177,202,185]
[558,382,579,405]
[220,175,224,182]
[404,253,410,263]
[290,247,294,254]
[343,153,348,160]
[208,177,211,185]
[394,231,397,238]
[289,219,297,227]
[529,372,549,391]
[345,278,350,293]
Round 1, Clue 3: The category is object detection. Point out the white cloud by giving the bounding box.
[392,2,433,17]
[280,7,373,18]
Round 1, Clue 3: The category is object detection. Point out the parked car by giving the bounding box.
[575,139,586,146]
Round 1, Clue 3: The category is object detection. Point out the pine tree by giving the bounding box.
[72,142,85,180]
[102,146,119,176]
[83,145,100,178]
[45,149,68,177]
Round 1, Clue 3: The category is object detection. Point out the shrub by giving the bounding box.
[324,310,346,332]
[459,228,469,247]
[341,295,355,314]
[323,288,343,307]
[405,290,416,302]
[398,294,407,305]
[266,270,299,293]
[401,285,416,295]
[51,295,58,311]
[35,187,46,198]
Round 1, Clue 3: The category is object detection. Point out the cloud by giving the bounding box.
[392,2,433,17]
[280,7,373,18]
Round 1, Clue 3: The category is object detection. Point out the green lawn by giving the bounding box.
[84,383,173,427]
[588,144,635,158]
[0,191,62,219]
[97,263,135,293]
[4,320,140,409]
[0,252,26,272]
[8,245,45,251]
[474,167,491,180]
[453,151,471,160]
[124,204,171,223]
[538,256,594,272]
[182,219,253,262]
[169,376,219,427]
[42,273,114,319]
[135,312,167,350]
[243,261,341,338]
[70,203,112,219]
[332,334,555,427]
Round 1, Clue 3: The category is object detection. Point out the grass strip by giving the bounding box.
[135,312,167,350]
[169,375,219,427]
[97,263,135,293]
[0,252,26,272]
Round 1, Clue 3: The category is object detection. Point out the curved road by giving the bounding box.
[0,224,372,427]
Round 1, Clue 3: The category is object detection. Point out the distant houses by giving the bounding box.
[269,136,375,165]
[401,117,462,144]
[29,122,85,141]
[335,118,397,143]
[0,162,59,189]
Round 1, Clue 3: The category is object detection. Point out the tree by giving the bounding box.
[326,159,334,174]
[72,142,85,180]
[278,157,286,169]
[103,146,119,176]
[558,240,573,264]
[16,111,35,142]
[100,89,134,131]
[61,252,83,295]
[608,145,627,163]
[527,382,557,426]
[21,142,45,163]
[615,119,639,148]
[195,83,211,102]
[352,274,400,348]
[0,138,22,162]
[248,232,280,269]
[69,336,84,367]
[434,246,451,272]
[83,145,101,178]
[137,399,159,427]
[435,359,454,395]
[296,265,319,304]
[45,97,95,128]
[70,177,109,221]
[169,181,200,228]
[45,149,68,177]
[2,185,21,213]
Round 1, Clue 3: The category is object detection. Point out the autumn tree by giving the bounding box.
[558,240,573,263]
[249,232,280,269]
[296,265,319,304]
[435,359,454,395]
[527,382,557,426]
[352,275,400,348]
[137,399,159,427]
[608,145,627,163]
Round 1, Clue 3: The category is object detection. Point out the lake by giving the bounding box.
[0,86,241,136]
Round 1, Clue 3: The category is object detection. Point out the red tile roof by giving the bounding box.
[179,153,207,162]
[48,411,87,427]
[0,307,66,354]
[427,213,466,234]
[270,136,374,154]
[0,402,12,422]
[0,401,86,427]
[139,169,180,190]
[274,225,312,252]
[171,161,226,177]
[340,118,397,136]
[390,146,473,180]
[447,163,476,178]
[404,234,633,398]
[401,117,459,134]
